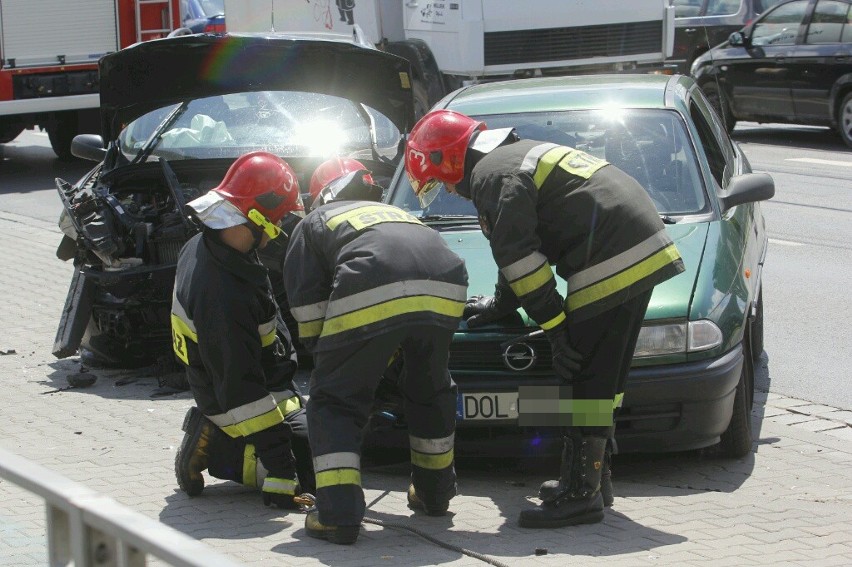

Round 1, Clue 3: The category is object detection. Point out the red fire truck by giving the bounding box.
[0,0,180,159]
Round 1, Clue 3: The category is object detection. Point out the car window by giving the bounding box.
[673,0,705,18]
[199,0,224,16]
[806,0,851,43]
[688,96,733,191]
[754,0,788,13]
[706,0,744,16]
[388,109,710,218]
[751,0,809,45]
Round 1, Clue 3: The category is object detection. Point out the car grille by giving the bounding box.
[153,238,184,264]
[484,20,662,66]
[449,338,553,372]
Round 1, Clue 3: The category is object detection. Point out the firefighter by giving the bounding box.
[405,110,685,529]
[282,157,468,544]
[172,151,315,510]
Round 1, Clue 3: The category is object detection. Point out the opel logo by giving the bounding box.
[502,342,537,372]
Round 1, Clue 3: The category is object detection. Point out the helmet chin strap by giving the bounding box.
[247,223,265,251]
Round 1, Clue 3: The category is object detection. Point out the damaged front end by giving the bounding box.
[53,159,200,368]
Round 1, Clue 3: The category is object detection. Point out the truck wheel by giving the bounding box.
[839,91,852,148]
[702,82,736,134]
[413,81,430,120]
[47,112,79,160]
[719,338,754,458]
[0,123,25,144]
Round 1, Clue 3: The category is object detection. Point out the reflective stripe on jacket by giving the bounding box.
[283,201,469,353]
[170,232,301,426]
[469,140,685,325]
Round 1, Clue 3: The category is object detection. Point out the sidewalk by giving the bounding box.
[1,210,851,567]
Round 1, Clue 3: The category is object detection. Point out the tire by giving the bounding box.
[702,82,736,134]
[47,112,79,160]
[750,288,764,363]
[412,81,431,120]
[838,91,852,149]
[719,338,754,458]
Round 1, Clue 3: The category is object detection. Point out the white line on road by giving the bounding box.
[770,238,804,247]
[786,157,852,167]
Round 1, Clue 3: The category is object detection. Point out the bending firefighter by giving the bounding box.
[283,157,468,544]
[172,151,315,508]
[405,110,685,528]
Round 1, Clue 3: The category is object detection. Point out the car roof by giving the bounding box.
[98,32,415,141]
[439,74,692,117]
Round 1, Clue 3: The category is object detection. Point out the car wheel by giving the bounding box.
[702,82,736,134]
[47,112,79,161]
[719,338,754,458]
[838,91,852,149]
[751,288,764,363]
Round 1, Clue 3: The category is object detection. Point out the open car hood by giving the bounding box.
[98,33,415,141]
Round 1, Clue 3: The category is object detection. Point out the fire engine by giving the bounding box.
[0,0,180,159]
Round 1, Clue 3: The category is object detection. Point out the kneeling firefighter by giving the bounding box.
[405,110,685,528]
[282,157,469,544]
[172,151,315,508]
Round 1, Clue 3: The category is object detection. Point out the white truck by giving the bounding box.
[224,0,675,115]
[0,0,180,159]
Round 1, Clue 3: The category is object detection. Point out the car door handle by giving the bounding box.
[684,28,698,34]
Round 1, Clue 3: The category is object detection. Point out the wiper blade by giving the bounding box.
[132,102,189,165]
[418,215,480,222]
[660,214,678,224]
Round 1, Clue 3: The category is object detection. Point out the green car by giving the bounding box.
[383,74,774,458]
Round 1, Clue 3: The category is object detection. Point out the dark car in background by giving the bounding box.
[180,0,225,33]
[691,0,852,146]
[669,0,787,74]
[383,74,774,458]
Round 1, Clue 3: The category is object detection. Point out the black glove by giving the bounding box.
[464,277,521,328]
[545,324,583,382]
[464,295,519,328]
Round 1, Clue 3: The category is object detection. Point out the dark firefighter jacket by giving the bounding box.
[283,201,469,353]
[469,139,685,328]
[171,231,302,439]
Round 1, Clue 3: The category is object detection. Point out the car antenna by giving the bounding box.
[270,0,275,32]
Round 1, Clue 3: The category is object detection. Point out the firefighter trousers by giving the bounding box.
[308,325,458,527]
[207,407,316,494]
[563,289,653,438]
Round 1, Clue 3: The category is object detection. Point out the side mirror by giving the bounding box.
[720,173,774,212]
[70,134,107,162]
[728,31,746,47]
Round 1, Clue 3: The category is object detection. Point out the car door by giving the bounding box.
[791,0,852,122]
[727,0,810,118]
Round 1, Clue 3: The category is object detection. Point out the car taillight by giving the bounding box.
[204,22,225,33]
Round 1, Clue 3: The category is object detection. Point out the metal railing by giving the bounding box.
[0,445,244,567]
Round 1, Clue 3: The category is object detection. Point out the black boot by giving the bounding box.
[519,432,607,528]
[175,407,217,496]
[601,438,614,508]
[407,484,451,516]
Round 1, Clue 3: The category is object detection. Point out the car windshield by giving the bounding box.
[389,108,708,219]
[117,90,402,162]
[199,0,224,16]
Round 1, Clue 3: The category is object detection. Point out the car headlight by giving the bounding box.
[634,320,723,358]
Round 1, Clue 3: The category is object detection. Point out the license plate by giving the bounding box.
[456,392,518,421]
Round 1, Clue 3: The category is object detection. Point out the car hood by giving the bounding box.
[439,223,708,327]
[98,33,415,141]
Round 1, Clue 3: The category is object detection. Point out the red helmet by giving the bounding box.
[309,157,375,203]
[212,151,303,239]
[405,109,485,207]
